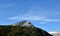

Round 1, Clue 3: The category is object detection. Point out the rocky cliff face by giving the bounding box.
[0,20,53,36]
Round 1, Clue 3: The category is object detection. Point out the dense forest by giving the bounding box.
[0,26,53,36]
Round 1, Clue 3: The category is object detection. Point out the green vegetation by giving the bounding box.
[0,26,52,36]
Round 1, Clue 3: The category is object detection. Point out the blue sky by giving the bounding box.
[0,0,60,32]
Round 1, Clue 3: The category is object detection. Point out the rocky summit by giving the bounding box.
[0,20,53,36]
[11,20,34,27]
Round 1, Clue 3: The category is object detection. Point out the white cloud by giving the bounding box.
[39,22,47,24]
[49,12,60,16]
[45,19,60,22]
[8,12,60,24]
[0,24,8,25]
[9,16,20,20]
[9,15,45,21]
[40,19,60,24]
[9,12,46,21]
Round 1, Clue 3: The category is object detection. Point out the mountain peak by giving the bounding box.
[12,20,34,27]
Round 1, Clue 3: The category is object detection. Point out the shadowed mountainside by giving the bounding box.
[0,20,53,36]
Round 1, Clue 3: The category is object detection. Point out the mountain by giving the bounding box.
[0,20,53,36]
[11,20,34,27]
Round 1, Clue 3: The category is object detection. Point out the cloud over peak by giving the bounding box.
[8,12,60,24]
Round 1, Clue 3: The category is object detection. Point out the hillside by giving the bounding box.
[0,21,53,36]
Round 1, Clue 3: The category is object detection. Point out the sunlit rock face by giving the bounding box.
[12,20,34,27]
[49,32,60,36]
